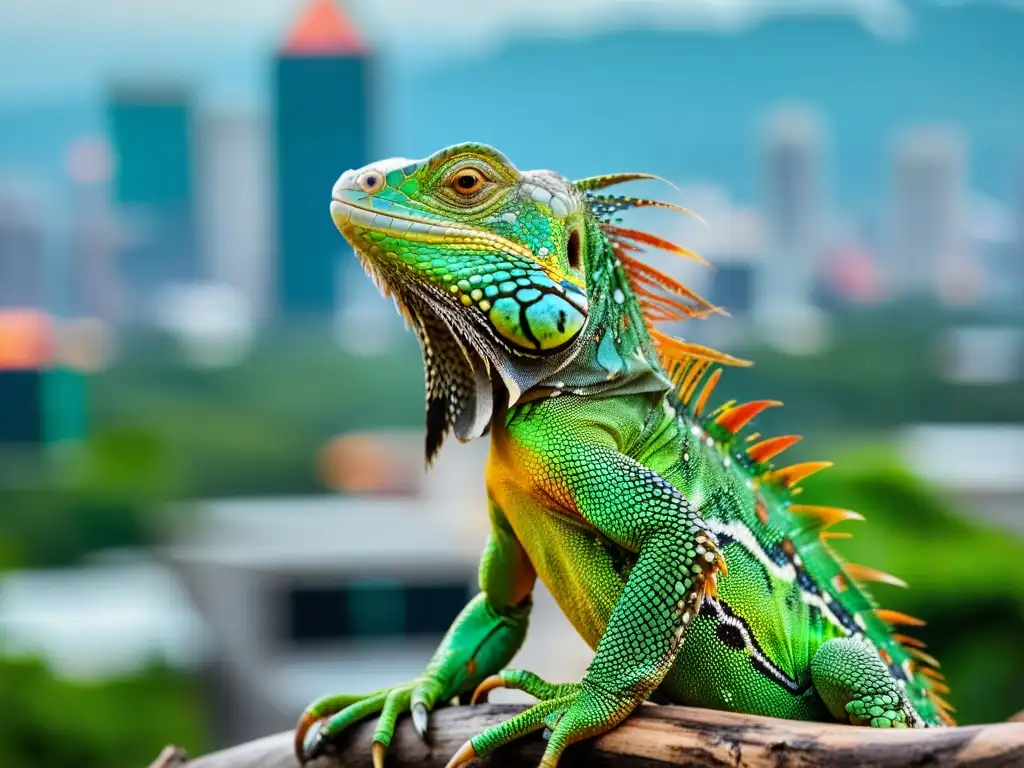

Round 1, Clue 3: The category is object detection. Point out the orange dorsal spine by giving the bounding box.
[715,400,782,436]
[747,434,802,463]
[789,505,865,529]
[767,461,832,488]
[844,563,908,589]
[874,608,926,627]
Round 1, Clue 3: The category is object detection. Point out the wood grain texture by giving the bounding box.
[175,704,1024,768]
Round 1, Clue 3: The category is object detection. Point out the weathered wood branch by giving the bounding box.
[171,703,1024,768]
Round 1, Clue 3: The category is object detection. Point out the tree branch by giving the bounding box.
[173,703,1024,768]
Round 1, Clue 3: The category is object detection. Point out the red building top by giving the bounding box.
[0,310,53,370]
[281,0,367,57]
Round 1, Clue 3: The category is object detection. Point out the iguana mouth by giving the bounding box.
[330,198,537,263]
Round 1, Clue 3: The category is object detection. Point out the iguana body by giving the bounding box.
[295,144,953,768]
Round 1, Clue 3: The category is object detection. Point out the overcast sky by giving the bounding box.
[0,0,1011,102]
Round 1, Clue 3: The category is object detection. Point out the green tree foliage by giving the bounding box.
[0,428,182,570]
[0,656,206,768]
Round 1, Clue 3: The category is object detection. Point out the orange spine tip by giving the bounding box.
[928,680,952,695]
[574,172,662,191]
[892,634,928,650]
[651,329,753,368]
[767,461,832,488]
[819,530,853,541]
[747,434,802,463]
[875,608,927,627]
[693,368,722,417]
[844,563,909,589]
[616,197,702,220]
[618,253,716,310]
[937,708,958,726]
[919,667,946,682]
[715,400,783,435]
[934,697,957,714]
[605,224,710,265]
[789,505,865,528]
[909,647,941,669]
[678,360,709,403]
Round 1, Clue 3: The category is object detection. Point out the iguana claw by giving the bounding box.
[412,702,429,738]
[293,711,318,762]
[442,740,477,768]
[470,675,504,705]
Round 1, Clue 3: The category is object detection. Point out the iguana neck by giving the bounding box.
[521,219,671,403]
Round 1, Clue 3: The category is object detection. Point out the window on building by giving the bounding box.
[281,579,473,644]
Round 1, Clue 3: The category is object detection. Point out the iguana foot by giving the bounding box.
[295,677,447,765]
[470,669,580,704]
[448,679,639,767]
[811,636,917,728]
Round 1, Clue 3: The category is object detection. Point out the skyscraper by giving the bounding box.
[274,0,372,320]
[196,111,271,319]
[888,127,966,298]
[1014,160,1024,292]
[0,183,46,309]
[66,135,123,322]
[758,106,824,316]
[107,85,197,315]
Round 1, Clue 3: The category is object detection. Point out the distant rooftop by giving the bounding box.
[281,0,367,57]
[899,423,1024,494]
[165,494,484,572]
[0,552,209,679]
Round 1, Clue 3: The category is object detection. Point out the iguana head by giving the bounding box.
[331,142,736,460]
[331,143,590,353]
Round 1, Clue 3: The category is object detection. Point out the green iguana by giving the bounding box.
[294,143,953,768]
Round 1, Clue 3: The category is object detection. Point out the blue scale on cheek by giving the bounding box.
[515,288,542,303]
[489,298,526,347]
[524,294,586,350]
[530,274,558,290]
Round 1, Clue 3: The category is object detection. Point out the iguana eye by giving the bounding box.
[357,171,384,194]
[451,168,485,195]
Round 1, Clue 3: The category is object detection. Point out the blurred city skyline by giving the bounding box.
[0,3,1022,763]
[1,0,1023,334]
[0,0,970,102]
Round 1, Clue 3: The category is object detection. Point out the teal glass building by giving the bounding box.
[274,0,372,319]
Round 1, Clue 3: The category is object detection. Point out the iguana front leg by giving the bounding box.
[296,501,535,766]
[449,427,725,767]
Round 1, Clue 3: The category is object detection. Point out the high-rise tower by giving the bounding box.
[274,0,372,320]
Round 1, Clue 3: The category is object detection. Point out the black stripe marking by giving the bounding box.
[703,598,813,696]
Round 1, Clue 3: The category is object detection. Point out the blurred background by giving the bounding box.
[0,1,1022,765]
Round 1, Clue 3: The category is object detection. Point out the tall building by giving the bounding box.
[0,184,46,309]
[888,127,966,298]
[66,135,123,322]
[196,111,271,319]
[1014,161,1024,295]
[107,85,197,317]
[704,207,762,319]
[757,106,824,316]
[274,0,372,320]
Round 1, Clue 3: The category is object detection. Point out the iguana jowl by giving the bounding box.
[295,143,953,768]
